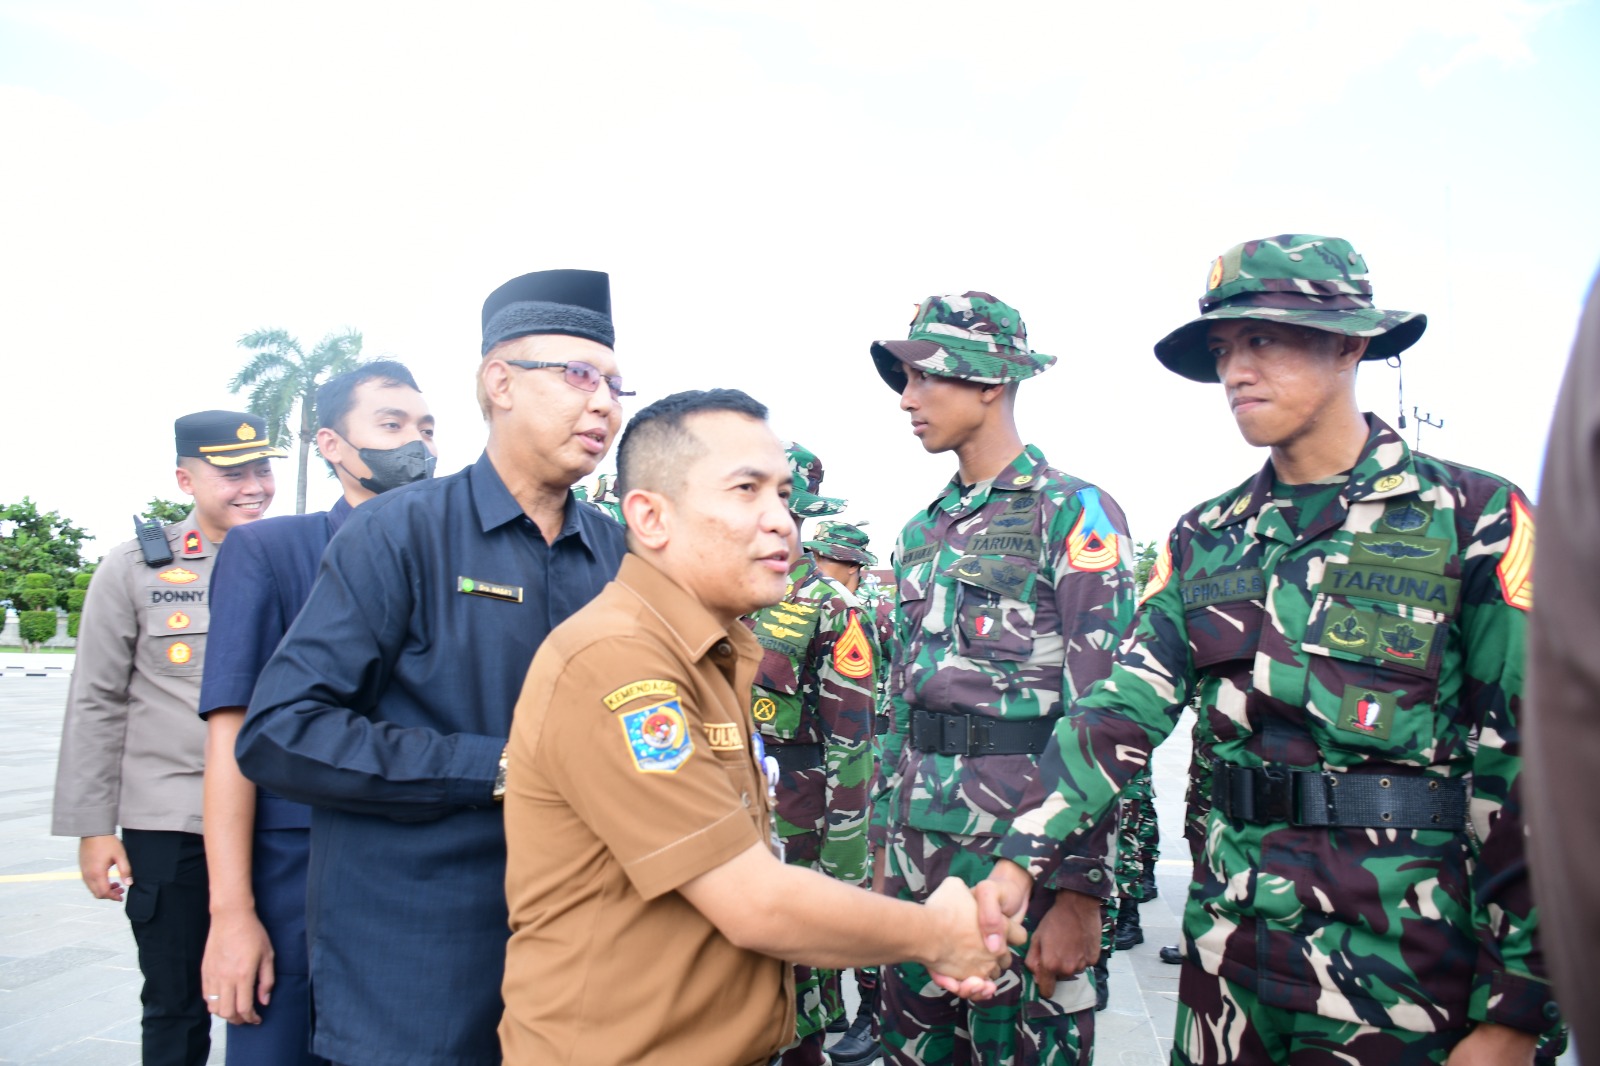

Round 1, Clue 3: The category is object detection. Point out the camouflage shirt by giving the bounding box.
[873,445,1136,896]
[746,554,879,883]
[1000,416,1553,1034]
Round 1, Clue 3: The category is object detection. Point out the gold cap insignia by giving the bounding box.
[1208,256,1225,291]
[236,423,257,441]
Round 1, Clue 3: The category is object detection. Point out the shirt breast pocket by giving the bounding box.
[140,601,209,677]
[1303,590,1449,765]
[951,555,1038,664]
[1185,601,1264,671]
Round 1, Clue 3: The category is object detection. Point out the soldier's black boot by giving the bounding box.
[1139,856,1159,901]
[1159,944,1183,964]
[1093,960,1109,1011]
[827,1004,880,1066]
[1112,902,1143,950]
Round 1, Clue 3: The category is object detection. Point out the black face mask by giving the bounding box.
[342,439,436,494]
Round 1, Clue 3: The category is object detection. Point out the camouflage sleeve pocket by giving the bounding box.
[1185,601,1263,669]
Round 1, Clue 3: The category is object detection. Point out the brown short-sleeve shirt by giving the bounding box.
[500,554,795,1066]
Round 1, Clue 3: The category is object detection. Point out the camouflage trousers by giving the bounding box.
[1173,961,1466,1065]
[882,826,1094,1066]
[776,768,846,1046]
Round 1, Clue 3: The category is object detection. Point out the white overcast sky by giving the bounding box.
[3,0,1598,561]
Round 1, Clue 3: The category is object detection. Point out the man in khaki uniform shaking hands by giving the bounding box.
[501,389,1019,1066]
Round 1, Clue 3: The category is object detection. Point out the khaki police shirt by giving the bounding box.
[501,554,795,1066]
[52,514,214,837]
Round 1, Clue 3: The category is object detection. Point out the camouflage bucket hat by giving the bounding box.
[786,442,847,517]
[803,521,877,566]
[870,291,1056,393]
[1153,234,1428,383]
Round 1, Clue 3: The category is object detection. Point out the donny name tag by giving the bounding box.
[456,576,523,603]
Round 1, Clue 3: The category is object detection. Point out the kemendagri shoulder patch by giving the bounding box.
[1496,495,1534,611]
[603,679,678,711]
[619,699,693,773]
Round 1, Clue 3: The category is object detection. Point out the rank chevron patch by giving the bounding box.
[833,610,874,679]
[1496,495,1534,610]
[1066,488,1120,572]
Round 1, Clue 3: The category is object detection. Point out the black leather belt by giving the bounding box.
[765,742,824,775]
[909,709,1058,756]
[1211,761,1469,831]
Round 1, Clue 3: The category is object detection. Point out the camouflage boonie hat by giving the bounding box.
[870,291,1056,393]
[803,521,876,567]
[786,442,847,517]
[1154,234,1427,383]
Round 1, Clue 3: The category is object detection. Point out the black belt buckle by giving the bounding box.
[940,713,973,756]
[1256,765,1291,823]
[1215,762,1292,824]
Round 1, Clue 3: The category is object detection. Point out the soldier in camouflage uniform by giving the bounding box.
[802,521,890,1066]
[979,235,1559,1064]
[745,447,878,1066]
[868,292,1138,1065]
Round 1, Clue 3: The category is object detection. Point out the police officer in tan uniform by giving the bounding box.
[53,410,284,1066]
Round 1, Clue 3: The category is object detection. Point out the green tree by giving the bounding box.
[1,498,90,610]
[15,573,58,649]
[228,327,363,514]
[144,497,192,525]
[1133,539,1159,596]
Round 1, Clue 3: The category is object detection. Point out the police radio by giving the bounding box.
[133,515,174,568]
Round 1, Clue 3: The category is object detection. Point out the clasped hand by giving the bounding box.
[930,859,1100,1000]
[920,877,1027,1000]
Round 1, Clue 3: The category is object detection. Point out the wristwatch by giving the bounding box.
[493,746,509,803]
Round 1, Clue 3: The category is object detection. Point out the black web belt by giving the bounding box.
[765,742,824,775]
[1211,761,1469,831]
[909,709,1059,757]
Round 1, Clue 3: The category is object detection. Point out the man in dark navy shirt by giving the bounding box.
[237,270,629,1066]
[199,361,435,1065]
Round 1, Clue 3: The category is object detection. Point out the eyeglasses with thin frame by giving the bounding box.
[504,359,635,400]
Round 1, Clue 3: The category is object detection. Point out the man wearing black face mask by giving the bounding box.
[197,361,434,1066]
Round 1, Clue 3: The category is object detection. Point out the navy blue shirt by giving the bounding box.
[236,451,626,1066]
[200,497,352,831]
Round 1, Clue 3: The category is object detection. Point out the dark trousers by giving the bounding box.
[122,828,211,1066]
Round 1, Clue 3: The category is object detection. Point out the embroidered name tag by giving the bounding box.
[704,722,744,751]
[966,533,1040,558]
[1323,564,1458,612]
[899,544,941,567]
[1181,568,1265,608]
[456,576,523,603]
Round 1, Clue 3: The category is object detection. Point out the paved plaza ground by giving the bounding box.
[4,653,1569,1065]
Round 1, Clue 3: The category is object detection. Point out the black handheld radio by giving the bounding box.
[134,515,174,568]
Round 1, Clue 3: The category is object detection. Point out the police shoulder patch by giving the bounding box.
[619,699,693,773]
[1496,495,1534,611]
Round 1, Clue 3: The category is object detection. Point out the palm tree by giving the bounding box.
[228,328,363,514]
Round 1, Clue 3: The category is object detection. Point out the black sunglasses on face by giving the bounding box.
[505,359,635,400]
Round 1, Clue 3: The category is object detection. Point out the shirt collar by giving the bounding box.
[1214,414,1415,530]
[927,443,1049,517]
[468,450,605,552]
[327,496,355,537]
[616,554,761,666]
